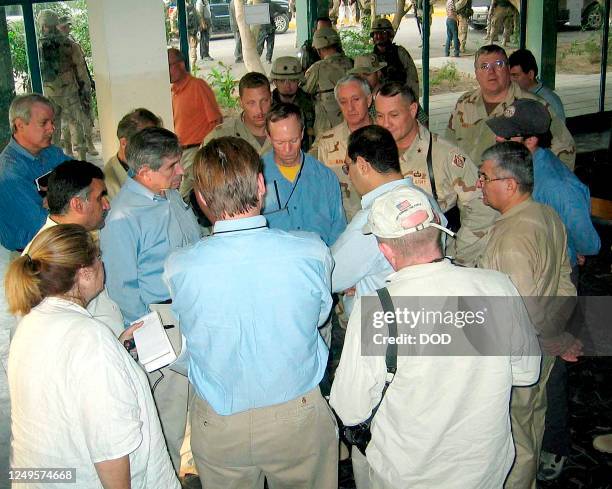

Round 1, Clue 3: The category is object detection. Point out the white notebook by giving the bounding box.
[132,311,177,373]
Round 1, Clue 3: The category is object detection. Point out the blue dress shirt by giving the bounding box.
[100,178,201,324]
[261,151,347,246]
[0,139,67,250]
[532,147,600,266]
[531,82,566,122]
[332,178,446,314]
[164,215,333,415]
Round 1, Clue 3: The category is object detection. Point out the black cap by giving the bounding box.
[486,98,551,138]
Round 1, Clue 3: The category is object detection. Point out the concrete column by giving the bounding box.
[86,0,174,164]
[526,0,558,89]
[296,0,323,47]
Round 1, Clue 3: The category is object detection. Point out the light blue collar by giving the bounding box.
[213,215,268,234]
[361,177,414,209]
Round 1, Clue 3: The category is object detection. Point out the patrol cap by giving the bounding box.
[485,98,551,139]
[312,27,341,49]
[370,18,394,34]
[348,54,387,75]
[38,9,60,27]
[270,56,304,81]
[363,186,454,238]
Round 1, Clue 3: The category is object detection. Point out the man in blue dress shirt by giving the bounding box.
[261,102,346,246]
[100,127,201,472]
[164,136,338,489]
[487,98,600,482]
[0,94,68,251]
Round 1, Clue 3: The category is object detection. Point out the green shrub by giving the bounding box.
[206,62,238,109]
[430,62,460,86]
[340,26,373,59]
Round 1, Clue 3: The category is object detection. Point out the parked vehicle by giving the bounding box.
[469,0,603,30]
[166,0,292,36]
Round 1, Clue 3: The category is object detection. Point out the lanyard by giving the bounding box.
[273,152,306,212]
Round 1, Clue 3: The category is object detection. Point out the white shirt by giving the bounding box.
[8,297,180,489]
[330,260,541,488]
[22,217,124,337]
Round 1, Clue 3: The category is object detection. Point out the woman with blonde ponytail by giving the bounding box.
[6,225,179,489]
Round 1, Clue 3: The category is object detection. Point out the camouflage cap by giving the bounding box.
[312,27,341,49]
[270,56,304,81]
[370,18,394,34]
[38,9,60,27]
[348,54,387,75]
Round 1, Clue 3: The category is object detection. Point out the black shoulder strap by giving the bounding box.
[425,132,438,202]
[376,287,397,375]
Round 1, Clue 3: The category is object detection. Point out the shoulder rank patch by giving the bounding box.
[321,133,334,139]
[452,154,465,168]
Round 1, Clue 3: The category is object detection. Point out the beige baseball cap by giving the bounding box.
[362,186,454,238]
[270,56,304,81]
[348,54,387,75]
[312,27,341,49]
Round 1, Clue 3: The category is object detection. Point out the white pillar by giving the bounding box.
[86,0,174,163]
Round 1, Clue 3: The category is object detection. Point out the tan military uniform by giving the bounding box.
[479,198,575,489]
[399,123,499,266]
[303,53,354,136]
[446,81,576,169]
[455,0,471,52]
[103,154,128,200]
[40,32,91,160]
[309,120,367,221]
[203,114,273,155]
[491,4,515,44]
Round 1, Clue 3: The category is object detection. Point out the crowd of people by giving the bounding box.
[0,10,610,489]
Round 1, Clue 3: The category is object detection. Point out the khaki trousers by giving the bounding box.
[505,355,555,489]
[457,14,469,52]
[179,146,200,201]
[191,387,338,489]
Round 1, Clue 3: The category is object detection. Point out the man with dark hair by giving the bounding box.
[103,108,162,199]
[311,74,373,221]
[303,27,353,136]
[21,159,123,337]
[447,44,575,169]
[508,48,566,121]
[330,182,541,489]
[261,102,346,246]
[164,136,338,489]
[167,48,222,199]
[478,141,581,489]
[376,82,497,266]
[331,124,443,316]
[0,94,68,252]
[204,72,272,154]
[101,127,201,472]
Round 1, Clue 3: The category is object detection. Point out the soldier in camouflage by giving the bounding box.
[455,0,472,53]
[37,9,90,161]
[310,75,373,221]
[489,0,516,46]
[376,82,499,266]
[446,44,576,170]
[303,27,353,136]
[270,56,315,151]
[371,18,420,100]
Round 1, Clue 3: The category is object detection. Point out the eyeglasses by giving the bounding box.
[342,163,350,175]
[477,173,513,184]
[477,60,507,71]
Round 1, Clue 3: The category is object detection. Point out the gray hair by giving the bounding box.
[125,127,181,172]
[9,94,54,133]
[334,74,372,103]
[481,141,533,194]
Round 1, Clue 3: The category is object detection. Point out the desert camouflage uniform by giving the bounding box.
[304,53,354,136]
[400,123,499,266]
[203,114,273,155]
[446,81,576,170]
[490,0,516,45]
[39,31,90,160]
[455,0,472,52]
[309,119,372,221]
